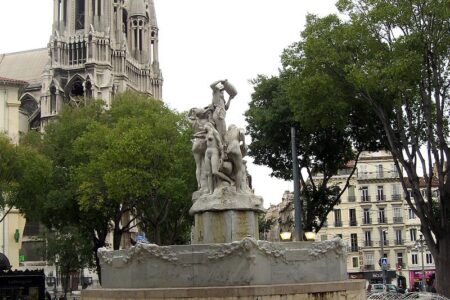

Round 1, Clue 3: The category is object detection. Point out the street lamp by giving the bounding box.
[379,228,387,288]
[290,127,303,241]
[414,235,427,292]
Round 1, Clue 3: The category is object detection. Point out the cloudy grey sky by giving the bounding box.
[0,0,338,207]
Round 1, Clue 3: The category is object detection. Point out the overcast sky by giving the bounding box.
[0,0,338,207]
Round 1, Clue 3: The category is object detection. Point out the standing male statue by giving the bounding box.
[208,79,237,139]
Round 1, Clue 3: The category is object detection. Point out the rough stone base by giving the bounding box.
[98,238,347,289]
[193,210,259,244]
[82,280,367,300]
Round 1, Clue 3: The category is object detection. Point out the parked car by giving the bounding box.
[368,283,385,293]
[367,283,399,293]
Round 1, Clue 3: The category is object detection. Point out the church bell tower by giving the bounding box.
[41,0,163,128]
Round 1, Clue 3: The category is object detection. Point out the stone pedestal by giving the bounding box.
[190,186,265,244]
[82,280,367,300]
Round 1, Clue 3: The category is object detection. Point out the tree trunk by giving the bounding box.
[153,224,161,245]
[94,249,102,286]
[435,235,450,297]
[113,225,122,250]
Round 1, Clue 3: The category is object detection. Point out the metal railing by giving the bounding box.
[362,217,372,225]
[361,196,371,202]
[393,217,403,223]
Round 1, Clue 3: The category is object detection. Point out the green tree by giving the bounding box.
[263,0,450,295]
[45,227,93,298]
[245,72,381,233]
[23,92,196,282]
[73,94,196,246]
[0,135,51,222]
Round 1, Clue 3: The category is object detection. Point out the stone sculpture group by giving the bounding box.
[188,79,252,196]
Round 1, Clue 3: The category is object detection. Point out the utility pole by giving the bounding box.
[415,235,427,291]
[379,228,386,287]
[291,126,302,241]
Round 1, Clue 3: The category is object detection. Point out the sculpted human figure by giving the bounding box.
[224,124,247,192]
[208,79,237,139]
[188,108,209,190]
[204,122,232,194]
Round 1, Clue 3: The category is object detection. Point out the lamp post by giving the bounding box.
[379,228,387,287]
[291,126,303,241]
[415,235,427,292]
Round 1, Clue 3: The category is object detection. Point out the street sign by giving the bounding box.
[381,257,388,265]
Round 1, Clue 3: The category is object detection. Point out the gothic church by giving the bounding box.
[0,0,162,134]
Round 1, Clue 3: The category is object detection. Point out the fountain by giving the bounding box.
[82,80,366,299]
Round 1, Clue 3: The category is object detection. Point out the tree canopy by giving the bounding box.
[247,0,450,295]
[21,92,196,281]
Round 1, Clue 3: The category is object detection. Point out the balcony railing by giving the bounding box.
[376,194,386,202]
[334,220,343,227]
[361,196,371,202]
[378,218,387,224]
[391,194,402,201]
[393,217,403,223]
[358,172,399,180]
[364,264,375,270]
[362,218,372,225]
[364,240,373,247]
[379,240,389,246]
[350,219,358,226]
[349,246,359,252]
[395,239,405,246]
[348,195,356,202]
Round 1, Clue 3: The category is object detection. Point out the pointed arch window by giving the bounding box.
[75,0,85,30]
[50,86,57,114]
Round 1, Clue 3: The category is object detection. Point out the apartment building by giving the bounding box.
[318,151,436,290]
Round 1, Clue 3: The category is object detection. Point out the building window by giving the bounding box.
[98,0,102,16]
[412,253,418,265]
[393,207,402,223]
[334,209,342,227]
[408,208,416,219]
[352,257,359,268]
[410,228,417,241]
[360,164,368,179]
[365,231,372,246]
[350,233,358,252]
[392,184,401,200]
[364,253,374,269]
[75,0,85,30]
[395,229,403,245]
[392,164,399,177]
[361,186,369,202]
[378,208,386,223]
[376,164,384,178]
[349,209,357,226]
[397,252,404,267]
[348,185,356,202]
[382,230,388,246]
[50,86,57,114]
[363,209,371,224]
[320,235,327,241]
[377,186,385,201]
[426,253,433,264]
